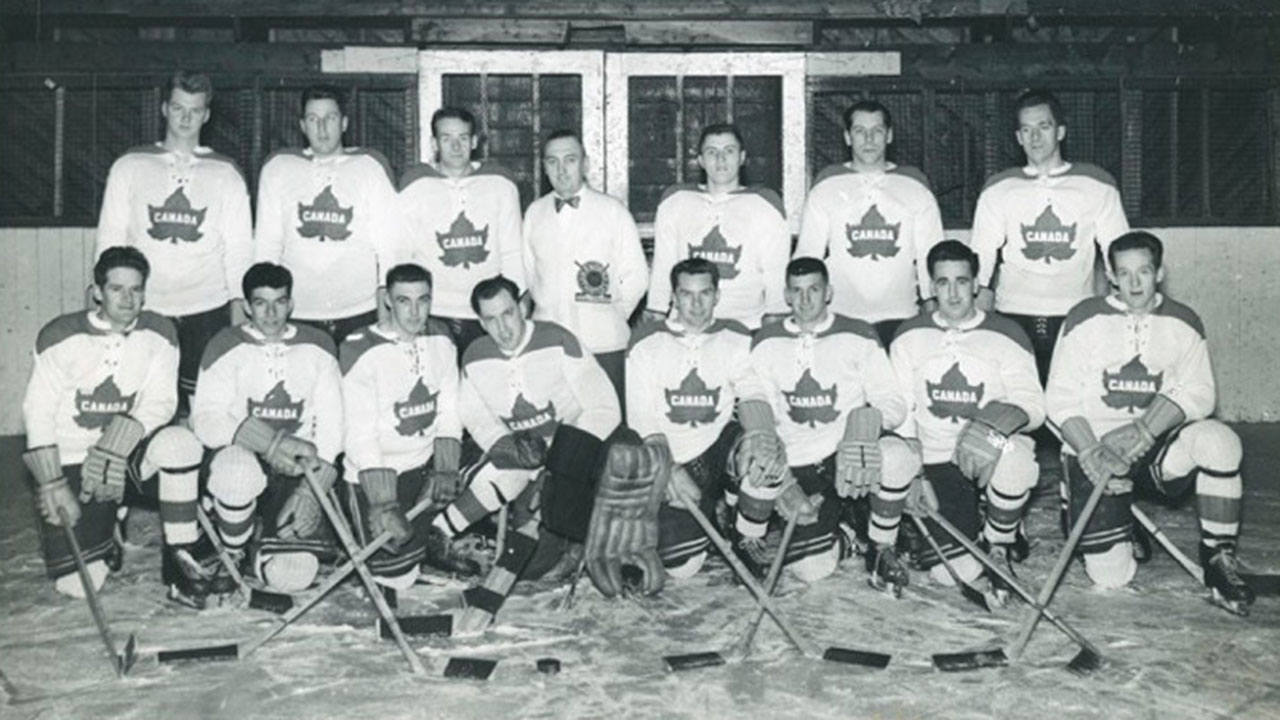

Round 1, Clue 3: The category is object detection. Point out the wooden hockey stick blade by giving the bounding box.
[378,614,452,639]
[443,657,497,680]
[157,643,239,663]
[57,508,127,679]
[823,648,893,668]
[1066,646,1103,676]
[909,514,991,613]
[932,648,1008,672]
[248,589,294,614]
[664,651,727,672]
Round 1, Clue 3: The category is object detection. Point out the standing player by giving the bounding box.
[192,262,344,595]
[255,85,408,345]
[522,129,648,405]
[794,100,944,347]
[399,108,525,357]
[95,70,253,417]
[340,263,463,592]
[889,240,1044,594]
[971,89,1129,384]
[430,276,621,633]
[1047,231,1254,614]
[22,247,207,605]
[739,258,917,590]
[645,123,789,330]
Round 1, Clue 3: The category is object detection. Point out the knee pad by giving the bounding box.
[988,435,1038,496]
[880,436,923,491]
[257,551,319,593]
[665,550,707,580]
[1163,419,1242,478]
[140,426,203,478]
[929,553,983,587]
[1082,541,1137,590]
[208,446,267,506]
[787,543,838,583]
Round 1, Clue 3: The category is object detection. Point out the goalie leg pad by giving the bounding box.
[983,435,1037,545]
[542,424,607,543]
[1082,541,1137,589]
[1064,455,1133,555]
[916,464,981,571]
[585,440,670,598]
[868,437,920,547]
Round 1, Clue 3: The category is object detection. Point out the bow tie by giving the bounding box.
[554,195,580,213]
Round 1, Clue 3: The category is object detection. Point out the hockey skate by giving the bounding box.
[422,524,483,577]
[163,544,214,610]
[1200,542,1255,616]
[730,529,771,581]
[980,541,1014,608]
[865,543,909,597]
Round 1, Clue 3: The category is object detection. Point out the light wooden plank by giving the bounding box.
[60,227,89,312]
[321,46,418,74]
[36,227,64,328]
[411,19,568,44]
[625,21,812,46]
[805,52,903,77]
[0,231,37,435]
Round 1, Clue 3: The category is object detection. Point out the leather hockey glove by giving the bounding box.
[277,460,337,539]
[360,468,412,549]
[953,401,1029,484]
[234,416,317,476]
[585,440,670,598]
[775,476,821,526]
[24,446,80,527]
[836,405,882,498]
[1060,416,1132,495]
[736,399,787,487]
[81,414,144,503]
[1102,394,1184,464]
[489,431,547,470]
[422,437,465,505]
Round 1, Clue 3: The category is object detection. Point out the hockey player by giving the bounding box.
[192,262,344,595]
[95,70,253,416]
[627,258,813,579]
[22,247,207,604]
[522,129,647,406]
[971,89,1130,384]
[433,275,621,633]
[1047,230,1254,614]
[645,123,789,330]
[739,257,917,590]
[340,263,463,592]
[794,100,945,348]
[255,85,408,345]
[889,240,1044,595]
[399,107,525,357]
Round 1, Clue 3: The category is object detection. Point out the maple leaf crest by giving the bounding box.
[246,380,304,435]
[501,393,558,435]
[1020,204,1077,263]
[926,362,986,423]
[845,204,901,261]
[664,368,722,427]
[297,185,353,241]
[73,376,137,430]
[436,211,490,269]
[394,377,438,437]
[688,225,741,280]
[574,261,612,304]
[147,187,206,244]
[783,368,839,427]
[1101,354,1163,413]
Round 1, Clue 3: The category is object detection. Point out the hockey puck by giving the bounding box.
[536,658,561,675]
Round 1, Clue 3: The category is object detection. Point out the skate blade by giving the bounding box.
[1208,590,1250,617]
[166,585,208,611]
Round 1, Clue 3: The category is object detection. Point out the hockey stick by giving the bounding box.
[924,507,1104,674]
[664,511,800,671]
[1131,505,1277,607]
[193,504,293,613]
[57,507,138,678]
[675,487,890,668]
[908,514,991,613]
[1010,468,1109,661]
[302,465,426,675]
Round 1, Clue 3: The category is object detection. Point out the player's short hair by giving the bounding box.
[671,257,721,292]
[470,275,521,315]
[242,262,293,300]
[926,240,980,279]
[786,257,829,286]
[431,107,477,137]
[1108,231,1164,271]
[542,129,583,156]
[843,100,893,132]
[698,123,745,152]
[1014,89,1065,127]
[300,85,346,116]
[386,263,433,292]
[94,246,150,287]
[164,70,214,105]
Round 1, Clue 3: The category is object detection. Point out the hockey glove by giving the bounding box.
[1100,422,1156,466]
[360,468,412,549]
[904,472,939,517]
[81,414,144,503]
[234,416,318,477]
[775,477,821,526]
[954,401,1028,484]
[585,440,670,598]
[489,431,547,470]
[24,446,80,527]
[1077,443,1133,496]
[277,460,337,539]
[836,405,882,499]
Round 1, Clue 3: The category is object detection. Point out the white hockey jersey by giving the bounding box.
[647,185,789,329]
[794,163,945,323]
[95,144,253,317]
[889,310,1045,463]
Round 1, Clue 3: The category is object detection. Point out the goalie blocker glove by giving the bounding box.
[81,414,145,503]
[24,446,80,527]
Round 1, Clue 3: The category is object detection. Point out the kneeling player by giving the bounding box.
[889,241,1044,596]
[192,262,344,595]
[739,258,915,590]
[340,263,463,592]
[22,247,207,605]
[434,275,622,633]
[1047,231,1254,614]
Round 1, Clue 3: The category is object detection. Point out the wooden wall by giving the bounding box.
[0,226,1276,436]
